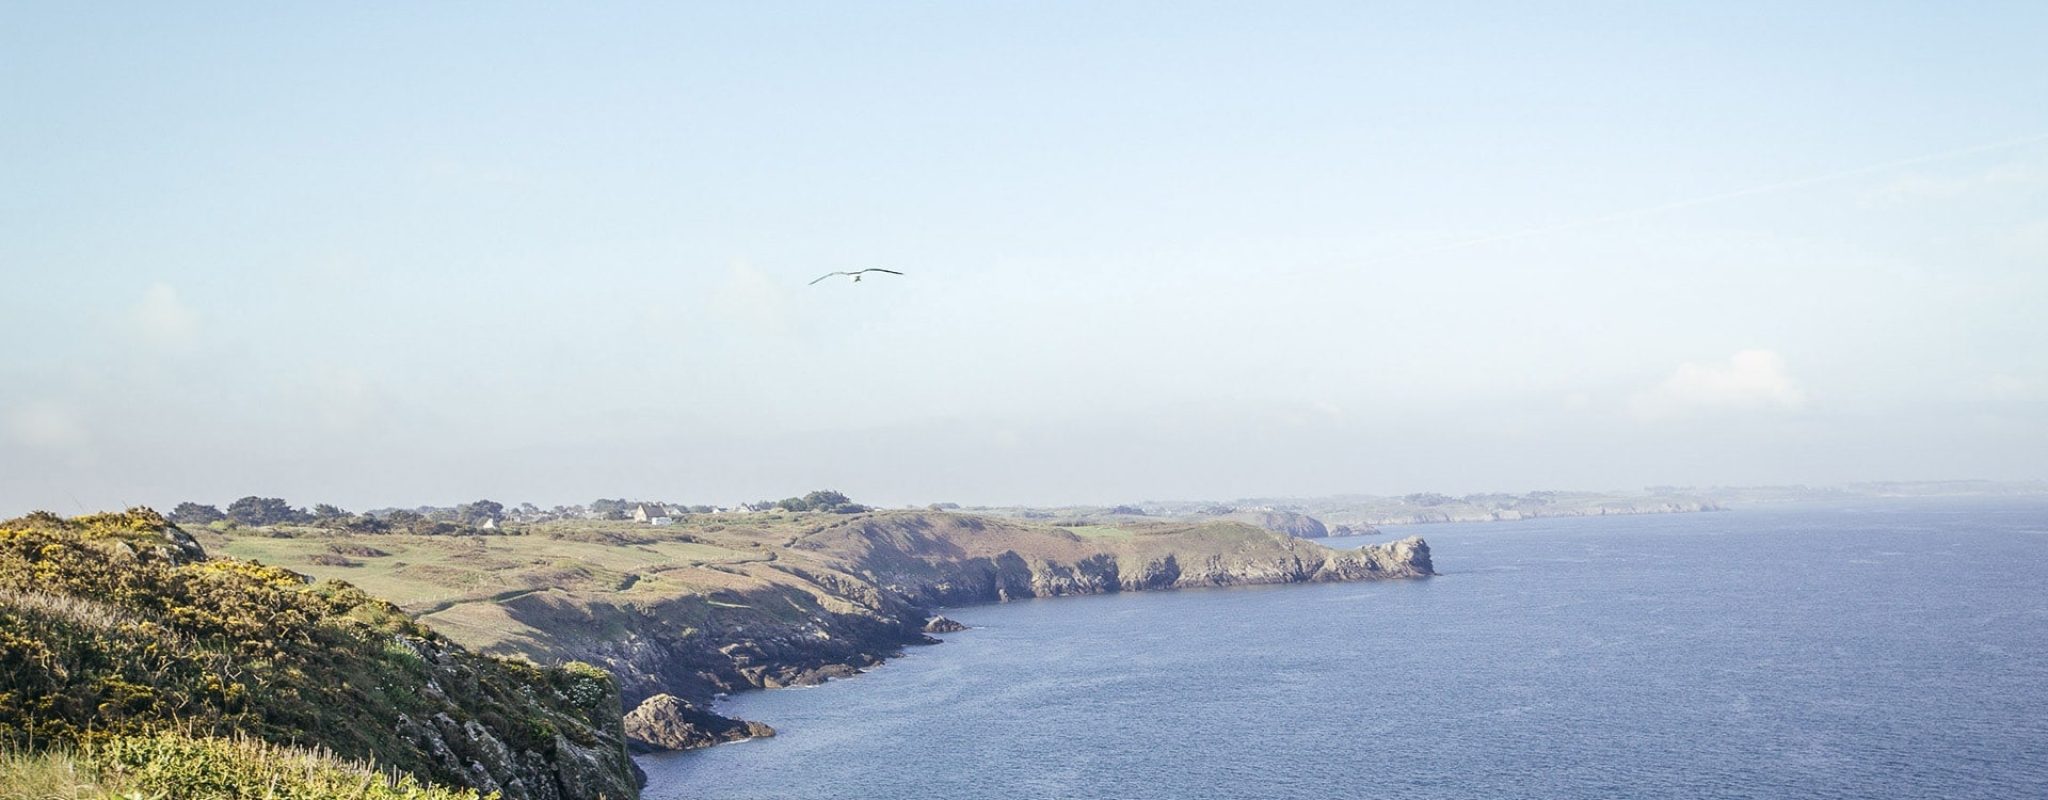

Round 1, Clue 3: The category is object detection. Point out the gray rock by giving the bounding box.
[623,694,775,752]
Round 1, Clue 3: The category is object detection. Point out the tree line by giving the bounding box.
[166,489,872,532]
[168,497,508,534]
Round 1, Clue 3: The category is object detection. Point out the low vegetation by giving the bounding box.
[0,508,636,799]
[1,732,485,800]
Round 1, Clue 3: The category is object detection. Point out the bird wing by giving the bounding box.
[808,271,851,285]
[857,269,905,276]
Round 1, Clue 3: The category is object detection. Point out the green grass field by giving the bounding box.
[196,513,842,660]
[207,523,762,610]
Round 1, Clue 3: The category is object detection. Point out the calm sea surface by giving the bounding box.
[641,499,2048,799]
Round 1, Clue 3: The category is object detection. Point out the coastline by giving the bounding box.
[606,527,1433,769]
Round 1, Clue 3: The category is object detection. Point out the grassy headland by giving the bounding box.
[186,508,1432,752]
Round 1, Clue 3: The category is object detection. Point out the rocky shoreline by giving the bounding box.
[199,508,1438,772]
[571,518,1436,754]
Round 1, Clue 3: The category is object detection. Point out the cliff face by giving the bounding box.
[465,513,1432,752]
[0,510,638,800]
[201,509,1433,758]
[807,516,1429,606]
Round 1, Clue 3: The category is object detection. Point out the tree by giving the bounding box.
[226,496,307,527]
[457,500,504,526]
[311,504,349,523]
[169,502,225,525]
[780,490,867,514]
[801,490,849,509]
[384,509,424,530]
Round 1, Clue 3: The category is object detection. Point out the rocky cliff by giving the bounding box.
[801,514,1429,606]
[442,512,1432,753]
[196,508,1433,759]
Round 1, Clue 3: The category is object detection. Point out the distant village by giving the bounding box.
[161,490,873,532]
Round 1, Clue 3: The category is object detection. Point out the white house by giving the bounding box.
[632,503,674,526]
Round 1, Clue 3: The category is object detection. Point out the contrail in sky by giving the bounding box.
[1390,132,2048,258]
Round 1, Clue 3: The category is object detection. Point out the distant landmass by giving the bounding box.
[963,480,2048,536]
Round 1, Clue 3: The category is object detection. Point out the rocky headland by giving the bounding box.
[184,509,1432,763]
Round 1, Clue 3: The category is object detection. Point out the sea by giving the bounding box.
[640,498,2048,799]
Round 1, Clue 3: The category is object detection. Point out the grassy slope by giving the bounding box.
[0,509,636,800]
[1,733,484,800]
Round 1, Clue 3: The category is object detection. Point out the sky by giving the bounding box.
[3,2,2046,514]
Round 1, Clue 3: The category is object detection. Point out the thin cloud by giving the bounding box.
[298,366,382,431]
[1984,372,2047,403]
[4,400,89,452]
[1384,133,2048,260]
[710,261,797,337]
[128,283,200,353]
[1862,162,2048,207]
[1629,350,1806,421]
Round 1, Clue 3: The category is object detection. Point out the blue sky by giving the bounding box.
[3,2,2045,512]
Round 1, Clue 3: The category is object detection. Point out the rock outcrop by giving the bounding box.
[923,615,969,633]
[623,694,774,752]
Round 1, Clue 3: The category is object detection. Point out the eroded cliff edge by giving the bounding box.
[420,512,1432,752]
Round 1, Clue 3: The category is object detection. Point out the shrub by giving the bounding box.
[0,509,633,798]
[0,731,492,799]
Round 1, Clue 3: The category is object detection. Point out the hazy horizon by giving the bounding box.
[5,3,2045,515]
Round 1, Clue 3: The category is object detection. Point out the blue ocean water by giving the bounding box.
[641,499,2048,799]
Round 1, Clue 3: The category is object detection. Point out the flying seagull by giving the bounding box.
[809,268,904,285]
